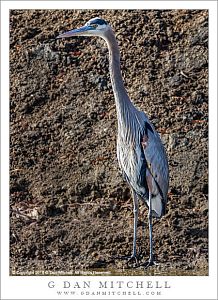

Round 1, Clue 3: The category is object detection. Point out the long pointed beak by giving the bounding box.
[56,25,92,39]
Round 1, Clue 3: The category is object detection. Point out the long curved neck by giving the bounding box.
[103,30,136,126]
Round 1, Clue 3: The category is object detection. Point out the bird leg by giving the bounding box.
[116,190,139,266]
[148,190,154,264]
[143,190,157,268]
[112,191,139,267]
[127,191,139,266]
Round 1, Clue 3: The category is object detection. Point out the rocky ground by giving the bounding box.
[10,9,208,275]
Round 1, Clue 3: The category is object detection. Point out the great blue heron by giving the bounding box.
[57,17,169,267]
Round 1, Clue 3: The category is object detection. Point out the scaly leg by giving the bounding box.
[143,190,157,268]
[113,190,139,266]
[132,190,139,258]
[148,190,153,264]
[126,190,139,266]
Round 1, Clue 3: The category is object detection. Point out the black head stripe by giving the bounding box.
[90,18,107,26]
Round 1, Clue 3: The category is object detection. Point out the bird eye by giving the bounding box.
[91,24,98,28]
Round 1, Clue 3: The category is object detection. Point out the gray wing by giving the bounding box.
[140,115,169,203]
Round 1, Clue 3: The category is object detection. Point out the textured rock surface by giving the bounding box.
[10,9,208,275]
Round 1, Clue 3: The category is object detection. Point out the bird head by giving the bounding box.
[56,17,110,39]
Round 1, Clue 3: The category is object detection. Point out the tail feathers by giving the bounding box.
[151,194,165,218]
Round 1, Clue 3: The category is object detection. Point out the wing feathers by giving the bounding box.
[141,119,169,211]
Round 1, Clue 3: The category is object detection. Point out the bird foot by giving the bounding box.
[127,254,139,267]
[112,254,140,267]
[142,259,158,269]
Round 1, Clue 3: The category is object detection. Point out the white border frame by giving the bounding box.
[1,1,217,299]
